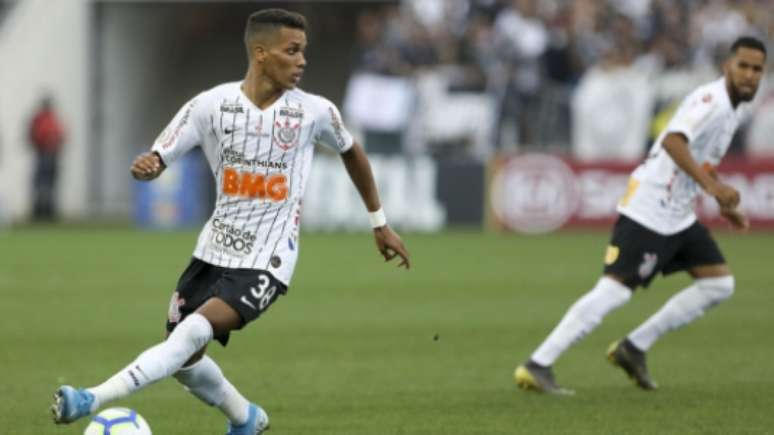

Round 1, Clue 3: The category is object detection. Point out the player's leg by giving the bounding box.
[174,353,268,433]
[627,264,732,353]
[86,298,241,408]
[83,296,263,430]
[52,310,216,424]
[172,298,267,432]
[516,215,668,393]
[52,259,224,423]
[515,274,632,394]
[613,223,731,388]
[172,268,284,434]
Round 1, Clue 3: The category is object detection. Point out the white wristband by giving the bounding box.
[368,208,387,228]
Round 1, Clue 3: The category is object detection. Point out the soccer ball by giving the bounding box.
[83,407,152,435]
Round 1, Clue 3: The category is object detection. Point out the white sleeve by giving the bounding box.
[151,94,207,165]
[664,90,720,144]
[315,98,354,153]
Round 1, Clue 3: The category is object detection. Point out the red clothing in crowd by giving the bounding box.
[29,109,65,153]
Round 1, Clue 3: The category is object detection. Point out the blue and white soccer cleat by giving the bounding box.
[226,403,270,435]
[51,385,95,424]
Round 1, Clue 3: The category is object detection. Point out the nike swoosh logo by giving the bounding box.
[240,296,256,310]
[225,128,234,134]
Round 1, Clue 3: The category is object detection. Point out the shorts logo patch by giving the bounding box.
[638,252,658,278]
[167,292,186,323]
[604,245,620,265]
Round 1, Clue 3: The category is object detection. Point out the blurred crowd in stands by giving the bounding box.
[342,0,774,162]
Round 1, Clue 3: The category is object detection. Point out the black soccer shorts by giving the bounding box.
[166,258,287,345]
[602,214,726,289]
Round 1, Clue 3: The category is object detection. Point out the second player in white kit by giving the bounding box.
[515,36,766,395]
[618,77,747,235]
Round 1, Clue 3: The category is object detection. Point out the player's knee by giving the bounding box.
[174,378,224,407]
[183,347,207,368]
[696,275,734,304]
[171,313,213,354]
[173,359,224,406]
[595,276,633,303]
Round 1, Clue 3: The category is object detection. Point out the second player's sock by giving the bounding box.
[531,277,632,366]
[628,276,734,351]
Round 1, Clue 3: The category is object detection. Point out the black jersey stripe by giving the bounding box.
[194,112,221,261]
[218,98,225,131]
[239,108,278,269]
[226,102,252,268]
[206,99,228,264]
[234,112,267,269]
[210,96,241,265]
[255,98,302,258]
[257,151,289,255]
[211,113,224,207]
[250,108,305,269]
[264,119,315,268]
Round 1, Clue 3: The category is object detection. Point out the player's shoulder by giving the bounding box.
[684,78,728,110]
[285,87,338,112]
[672,77,729,122]
[199,81,242,100]
[182,82,242,117]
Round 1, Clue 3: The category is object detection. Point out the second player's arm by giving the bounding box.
[662,133,739,208]
[340,142,410,269]
[662,133,748,230]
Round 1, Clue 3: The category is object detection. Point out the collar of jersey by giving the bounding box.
[238,82,288,113]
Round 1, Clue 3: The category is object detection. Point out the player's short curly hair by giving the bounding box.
[244,9,307,59]
[731,36,767,58]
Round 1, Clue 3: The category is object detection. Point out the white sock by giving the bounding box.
[87,313,213,411]
[220,380,251,425]
[174,355,250,425]
[531,277,632,366]
[628,276,734,351]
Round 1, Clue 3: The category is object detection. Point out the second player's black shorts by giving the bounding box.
[603,214,726,289]
[166,257,287,345]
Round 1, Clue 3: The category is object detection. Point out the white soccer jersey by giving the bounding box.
[152,81,354,285]
[617,77,746,235]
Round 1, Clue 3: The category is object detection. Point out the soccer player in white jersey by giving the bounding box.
[52,9,410,433]
[515,36,767,395]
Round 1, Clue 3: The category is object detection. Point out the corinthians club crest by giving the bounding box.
[273,107,303,151]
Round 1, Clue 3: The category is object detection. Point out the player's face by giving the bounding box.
[263,27,307,90]
[725,47,766,102]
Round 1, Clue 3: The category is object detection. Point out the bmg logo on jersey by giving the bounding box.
[222,167,288,201]
[210,218,256,255]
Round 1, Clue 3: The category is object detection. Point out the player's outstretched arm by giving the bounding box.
[373,225,410,269]
[130,151,166,181]
[662,133,739,208]
[340,142,410,269]
[702,156,750,231]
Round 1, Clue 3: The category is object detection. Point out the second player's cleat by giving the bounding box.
[51,385,95,424]
[514,360,575,395]
[607,339,658,390]
[226,403,270,435]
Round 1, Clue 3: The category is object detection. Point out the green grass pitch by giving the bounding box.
[1,227,773,434]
